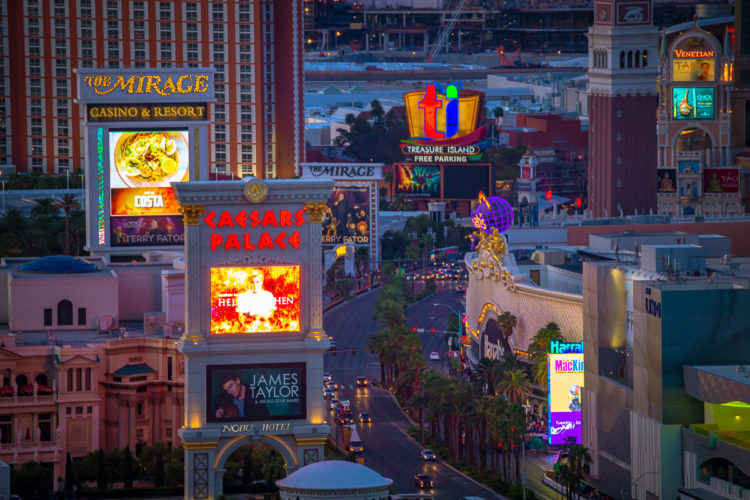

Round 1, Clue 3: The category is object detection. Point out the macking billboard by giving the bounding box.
[548,341,584,445]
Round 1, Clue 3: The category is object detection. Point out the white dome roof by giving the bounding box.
[276,460,392,490]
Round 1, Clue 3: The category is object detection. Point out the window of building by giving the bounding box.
[167,357,173,381]
[38,413,51,441]
[137,402,143,416]
[186,43,199,62]
[87,406,92,414]
[186,2,198,21]
[133,21,145,40]
[66,407,71,415]
[67,369,73,392]
[214,104,226,122]
[159,2,172,20]
[107,1,119,19]
[57,299,73,325]
[76,406,83,414]
[239,4,252,22]
[212,3,225,22]
[186,23,198,41]
[75,368,82,391]
[44,308,52,326]
[85,367,91,391]
[0,415,10,444]
[78,307,86,326]
[80,0,93,18]
[133,1,145,19]
[159,22,172,40]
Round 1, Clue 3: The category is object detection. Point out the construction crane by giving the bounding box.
[426,0,468,63]
[495,45,522,67]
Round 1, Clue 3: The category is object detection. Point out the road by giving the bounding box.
[323,282,504,499]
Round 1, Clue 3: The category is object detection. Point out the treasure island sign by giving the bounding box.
[173,177,333,500]
[76,67,214,259]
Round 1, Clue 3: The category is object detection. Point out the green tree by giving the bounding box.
[55,193,81,255]
[334,100,409,164]
[31,197,59,218]
[496,369,532,404]
[404,244,421,295]
[97,448,107,488]
[11,461,52,499]
[154,452,165,487]
[123,446,135,488]
[64,452,74,493]
[498,311,518,351]
[528,322,566,388]
[388,194,414,211]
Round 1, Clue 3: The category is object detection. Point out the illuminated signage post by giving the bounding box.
[76,67,213,257]
[548,341,584,445]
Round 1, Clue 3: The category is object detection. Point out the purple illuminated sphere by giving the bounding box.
[473,196,513,234]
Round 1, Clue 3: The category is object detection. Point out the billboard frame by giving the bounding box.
[393,162,493,201]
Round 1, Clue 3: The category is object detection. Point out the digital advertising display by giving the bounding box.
[673,59,715,81]
[210,266,301,334]
[109,130,190,246]
[672,88,715,120]
[395,164,441,198]
[207,363,306,423]
[704,168,740,193]
[678,160,701,174]
[443,164,491,199]
[322,184,371,247]
[657,169,677,193]
[548,341,584,445]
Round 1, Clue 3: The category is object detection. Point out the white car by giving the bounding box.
[429,352,440,360]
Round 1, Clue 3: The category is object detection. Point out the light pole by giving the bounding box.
[433,301,464,370]
[621,470,659,499]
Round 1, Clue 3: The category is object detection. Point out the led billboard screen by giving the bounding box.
[210,266,301,334]
[394,164,440,198]
[207,363,306,422]
[109,130,189,246]
[322,184,371,247]
[704,168,740,193]
[443,164,491,199]
[672,88,715,120]
[548,351,584,445]
[657,169,677,193]
[673,59,715,81]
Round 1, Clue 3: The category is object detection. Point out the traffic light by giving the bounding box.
[576,196,582,208]
[412,327,417,333]
[545,190,552,200]
[431,328,436,335]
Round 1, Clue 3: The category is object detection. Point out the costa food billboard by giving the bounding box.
[210,266,301,334]
[207,363,306,423]
[548,341,584,445]
[109,130,190,246]
[322,185,371,247]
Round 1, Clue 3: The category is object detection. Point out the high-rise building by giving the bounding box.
[1,0,304,179]
[587,0,659,217]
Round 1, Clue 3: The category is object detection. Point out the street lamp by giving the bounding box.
[433,301,465,365]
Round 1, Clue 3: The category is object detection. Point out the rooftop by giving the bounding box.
[276,460,392,490]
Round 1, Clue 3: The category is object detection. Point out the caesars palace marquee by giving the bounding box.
[75,68,213,258]
[173,177,333,500]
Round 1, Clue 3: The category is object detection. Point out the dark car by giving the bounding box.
[338,412,355,425]
[356,376,368,387]
[414,473,434,489]
[359,412,372,423]
[455,283,466,293]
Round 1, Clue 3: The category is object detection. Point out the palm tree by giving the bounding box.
[366,330,390,385]
[496,369,532,404]
[566,437,592,498]
[30,198,59,218]
[529,322,567,388]
[69,209,86,256]
[388,194,413,211]
[498,311,518,352]
[0,209,31,256]
[404,244,421,296]
[55,193,81,255]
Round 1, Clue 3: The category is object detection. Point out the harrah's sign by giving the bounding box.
[203,209,306,251]
[549,340,584,354]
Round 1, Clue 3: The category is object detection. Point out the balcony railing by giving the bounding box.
[0,393,55,405]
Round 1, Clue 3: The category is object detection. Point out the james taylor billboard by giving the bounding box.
[207,363,306,422]
[210,266,301,334]
[109,130,189,246]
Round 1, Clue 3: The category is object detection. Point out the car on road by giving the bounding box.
[326,380,339,390]
[455,283,466,293]
[421,449,437,461]
[323,372,332,383]
[359,412,372,423]
[329,398,340,411]
[429,352,440,360]
[324,389,334,399]
[414,474,434,489]
[338,412,355,425]
[356,376,368,387]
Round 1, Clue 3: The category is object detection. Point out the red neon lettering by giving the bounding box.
[279,210,292,227]
[204,210,217,229]
[288,231,301,249]
[275,232,287,249]
[217,211,234,228]
[249,210,261,227]
[294,209,306,226]
[224,233,241,250]
[262,210,278,227]
[242,234,255,250]
[257,233,274,249]
[210,233,223,250]
[418,84,444,140]
[234,210,247,228]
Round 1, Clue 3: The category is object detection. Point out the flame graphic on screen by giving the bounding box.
[210,266,301,334]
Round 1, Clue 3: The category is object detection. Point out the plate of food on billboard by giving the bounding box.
[207,363,306,422]
[210,266,301,334]
[110,130,189,188]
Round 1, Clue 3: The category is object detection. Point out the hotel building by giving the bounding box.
[0,0,304,179]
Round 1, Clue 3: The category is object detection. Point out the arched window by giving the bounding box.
[67,369,73,392]
[635,51,641,68]
[76,368,82,392]
[627,50,633,68]
[85,368,91,391]
[642,50,648,68]
[15,374,27,388]
[57,300,73,326]
[620,51,625,68]
[35,374,48,387]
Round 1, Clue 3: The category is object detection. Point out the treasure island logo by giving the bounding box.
[401,82,488,162]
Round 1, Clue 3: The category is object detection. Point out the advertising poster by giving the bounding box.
[443,164,490,199]
[672,88,715,120]
[703,168,740,193]
[394,164,441,198]
[322,184,371,247]
[109,130,190,246]
[207,363,306,423]
[657,169,677,193]
[548,352,584,445]
[111,216,184,247]
[210,266,301,334]
[673,60,714,81]
[678,160,701,174]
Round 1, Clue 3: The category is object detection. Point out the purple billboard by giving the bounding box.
[111,216,185,247]
[548,350,584,445]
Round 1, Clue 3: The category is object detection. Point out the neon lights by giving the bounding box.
[477,303,500,326]
[417,82,463,140]
[97,128,106,245]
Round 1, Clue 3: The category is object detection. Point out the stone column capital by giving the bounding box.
[179,204,206,226]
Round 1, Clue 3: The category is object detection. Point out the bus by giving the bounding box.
[429,246,459,264]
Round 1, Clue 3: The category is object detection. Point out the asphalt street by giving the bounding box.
[323,281,504,499]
